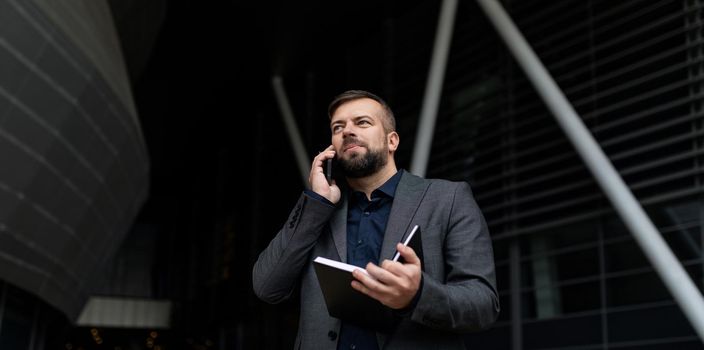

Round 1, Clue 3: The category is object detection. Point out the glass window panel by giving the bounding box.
[661,226,702,262]
[606,262,704,307]
[605,228,702,273]
[496,264,509,294]
[561,281,602,314]
[607,200,702,241]
[607,271,669,307]
[523,314,602,349]
[606,265,702,307]
[464,323,511,350]
[555,249,600,281]
[522,248,600,288]
[604,239,649,273]
[647,200,701,228]
[492,238,510,263]
[519,221,597,256]
[607,304,698,343]
[603,214,630,239]
[522,280,601,319]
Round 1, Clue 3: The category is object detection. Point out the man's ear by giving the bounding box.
[387,131,399,152]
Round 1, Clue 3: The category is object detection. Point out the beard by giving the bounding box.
[338,140,388,178]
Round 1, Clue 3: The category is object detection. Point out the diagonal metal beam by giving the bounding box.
[271,76,310,189]
[476,0,704,341]
[410,0,458,177]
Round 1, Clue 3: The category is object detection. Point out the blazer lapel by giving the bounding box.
[379,171,429,262]
[329,195,348,262]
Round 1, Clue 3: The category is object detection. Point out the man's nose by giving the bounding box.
[342,123,355,136]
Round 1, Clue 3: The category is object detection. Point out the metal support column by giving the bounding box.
[271,76,310,189]
[476,0,704,341]
[410,0,458,177]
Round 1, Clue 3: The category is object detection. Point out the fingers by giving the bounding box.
[380,259,414,281]
[351,267,393,301]
[352,261,421,309]
[351,268,378,287]
[356,259,419,288]
[308,146,341,203]
[396,243,421,266]
[367,262,403,285]
[310,145,335,178]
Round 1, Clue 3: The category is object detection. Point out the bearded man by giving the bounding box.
[253,90,500,350]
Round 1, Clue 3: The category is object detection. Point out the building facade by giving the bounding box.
[261,0,704,348]
[0,0,150,348]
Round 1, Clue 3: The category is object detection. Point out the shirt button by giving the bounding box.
[364,212,370,216]
[357,240,362,244]
[350,344,356,349]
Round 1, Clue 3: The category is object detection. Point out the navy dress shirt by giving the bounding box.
[338,170,402,350]
[305,170,420,350]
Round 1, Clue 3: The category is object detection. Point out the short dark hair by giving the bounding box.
[327,90,396,133]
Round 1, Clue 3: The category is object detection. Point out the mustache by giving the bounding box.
[342,137,366,149]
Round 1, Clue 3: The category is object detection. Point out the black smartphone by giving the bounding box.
[326,157,338,185]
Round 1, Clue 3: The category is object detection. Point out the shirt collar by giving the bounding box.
[350,169,403,201]
[376,169,402,198]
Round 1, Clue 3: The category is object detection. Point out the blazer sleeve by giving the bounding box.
[252,192,336,304]
[410,182,500,332]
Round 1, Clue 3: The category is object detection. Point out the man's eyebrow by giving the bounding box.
[330,114,373,125]
[330,114,374,127]
[346,114,374,122]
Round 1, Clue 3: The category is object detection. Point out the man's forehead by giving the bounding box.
[331,98,382,120]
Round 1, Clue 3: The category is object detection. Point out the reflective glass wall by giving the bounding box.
[419,1,704,348]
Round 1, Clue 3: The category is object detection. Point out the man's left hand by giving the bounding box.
[351,243,422,309]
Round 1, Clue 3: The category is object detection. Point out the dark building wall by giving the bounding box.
[434,1,704,349]
[0,0,149,320]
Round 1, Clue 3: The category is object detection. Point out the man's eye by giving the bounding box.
[358,120,371,125]
[332,125,343,133]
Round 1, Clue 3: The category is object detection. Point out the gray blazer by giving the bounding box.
[253,170,500,349]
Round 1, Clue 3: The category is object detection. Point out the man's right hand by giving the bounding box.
[309,145,341,204]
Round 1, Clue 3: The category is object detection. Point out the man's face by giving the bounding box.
[330,98,393,178]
